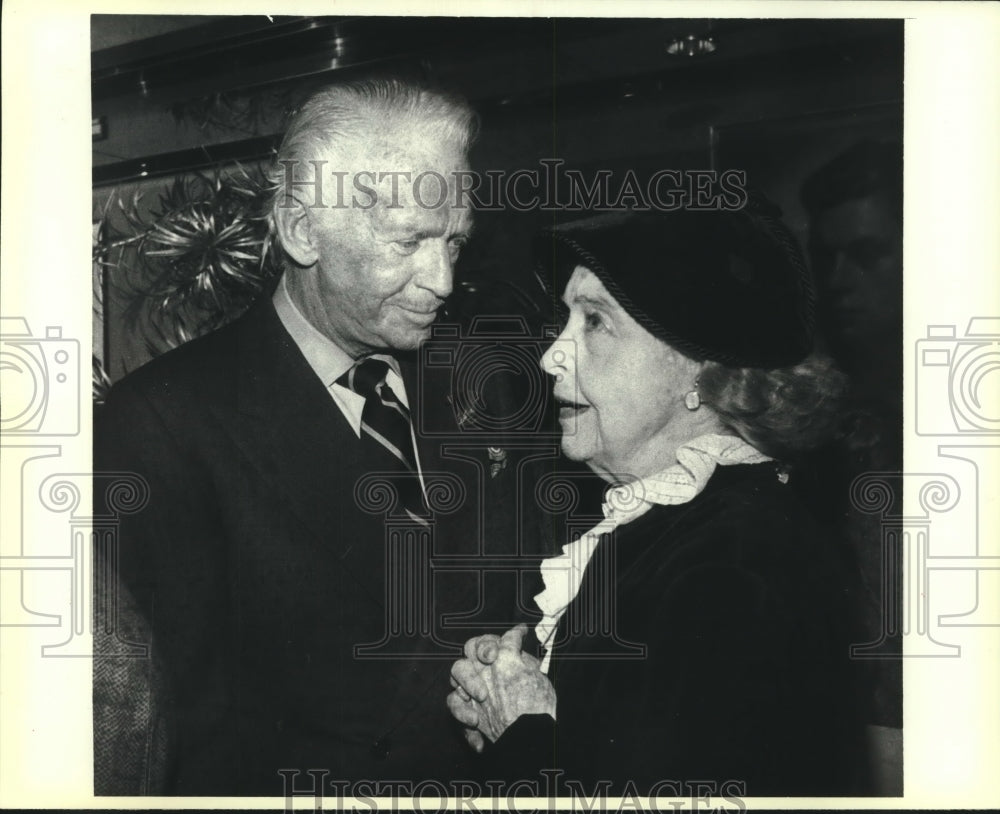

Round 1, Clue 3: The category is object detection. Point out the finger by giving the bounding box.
[464,634,500,663]
[446,691,479,728]
[464,728,485,753]
[475,638,499,664]
[499,623,528,653]
[450,658,489,702]
[449,672,471,700]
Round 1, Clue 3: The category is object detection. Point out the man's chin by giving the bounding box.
[827,320,897,352]
[383,326,434,353]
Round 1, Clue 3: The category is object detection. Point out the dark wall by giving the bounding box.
[92,16,903,381]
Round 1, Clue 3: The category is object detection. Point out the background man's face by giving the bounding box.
[810,193,902,356]
[300,129,473,358]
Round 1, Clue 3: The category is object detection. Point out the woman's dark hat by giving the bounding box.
[534,199,815,368]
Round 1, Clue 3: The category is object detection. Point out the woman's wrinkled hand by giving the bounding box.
[447,624,556,750]
[447,630,502,752]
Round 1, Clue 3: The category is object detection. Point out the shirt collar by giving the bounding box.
[272,274,405,398]
[273,274,354,387]
[603,433,772,519]
[535,433,771,671]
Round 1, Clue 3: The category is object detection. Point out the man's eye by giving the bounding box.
[394,240,420,255]
[584,312,608,333]
[849,242,891,268]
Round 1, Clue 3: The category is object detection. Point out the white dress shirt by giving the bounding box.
[272,274,426,490]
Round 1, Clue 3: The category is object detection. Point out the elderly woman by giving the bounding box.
[448,202,871,796]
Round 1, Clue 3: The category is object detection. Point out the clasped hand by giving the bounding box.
[447,624,556,752]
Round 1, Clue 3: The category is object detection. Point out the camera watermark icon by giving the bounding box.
[915,317,1000,436]
[0,316,80,436]
[418,317,568,439]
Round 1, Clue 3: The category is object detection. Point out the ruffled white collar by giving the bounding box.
[534,434,771,672]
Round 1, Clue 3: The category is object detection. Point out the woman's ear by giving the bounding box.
[272,198,319,267]
[671,348,706,382]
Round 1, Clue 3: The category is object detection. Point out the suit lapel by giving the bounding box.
[228,300,388,606]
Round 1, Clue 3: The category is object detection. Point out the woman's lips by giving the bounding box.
[555,397,590,418]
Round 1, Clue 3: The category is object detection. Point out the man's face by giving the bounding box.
[810,193,902,355]
[291,128,473,357]
[539,266,702,482]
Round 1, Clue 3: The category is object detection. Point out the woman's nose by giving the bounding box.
[540,335,575,382]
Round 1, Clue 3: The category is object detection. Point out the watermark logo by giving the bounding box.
[277,159,749,214]
[0,317,80,436]
[351,463,644,661]
[864,315,1000,659]
[0,468,150,658]
[915,317,1000,435]
[418,318,566,439]
[279,770,747,812]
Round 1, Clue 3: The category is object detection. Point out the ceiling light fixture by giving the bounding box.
[666,34,716,57]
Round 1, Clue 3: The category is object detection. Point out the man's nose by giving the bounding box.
[417,241,454,299]
[827,252,862,293]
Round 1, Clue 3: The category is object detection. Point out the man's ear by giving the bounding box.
[272,197,319,267]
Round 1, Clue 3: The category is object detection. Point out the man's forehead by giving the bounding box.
[328,127,468,171]
[368,189,474,230]
[817,195,898,242]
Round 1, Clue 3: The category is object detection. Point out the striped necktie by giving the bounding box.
[337,358,427,520]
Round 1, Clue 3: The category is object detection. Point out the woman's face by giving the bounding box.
[540,266,704,482]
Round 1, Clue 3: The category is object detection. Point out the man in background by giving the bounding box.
[801,140,904,794]
[802,140,903,456]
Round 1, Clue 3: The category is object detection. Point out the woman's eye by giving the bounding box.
[584,311,608,333]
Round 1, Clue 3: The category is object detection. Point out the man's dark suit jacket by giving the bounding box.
[95,296,557,795]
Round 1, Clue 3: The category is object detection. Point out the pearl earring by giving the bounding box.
[684,382,701,411]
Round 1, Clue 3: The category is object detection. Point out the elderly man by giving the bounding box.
[96,78,545,796]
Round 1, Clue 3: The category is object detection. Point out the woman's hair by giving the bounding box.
[699,352,850,459]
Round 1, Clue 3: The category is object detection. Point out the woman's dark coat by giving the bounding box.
[490,462,872,797]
